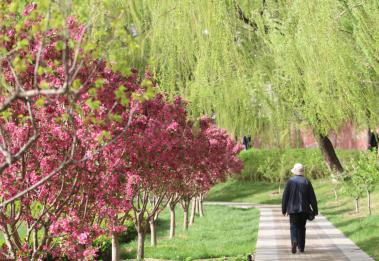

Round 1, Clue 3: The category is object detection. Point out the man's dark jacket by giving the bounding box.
[282,175,318,215]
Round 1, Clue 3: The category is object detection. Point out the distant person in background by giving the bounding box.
[368,129,378,151]
[242,136,249,150]
[282,163,318,254]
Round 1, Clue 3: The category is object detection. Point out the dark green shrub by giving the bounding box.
[94,235,112,261]
[94,221,138,260]
[119,220,137,243]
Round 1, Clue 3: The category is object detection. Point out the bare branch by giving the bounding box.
[33,4,52,89]
[0,92,19,112]
[17,84,68,97]
[0,48,18,62]
[0,143,12,165]
[69,24,90,75]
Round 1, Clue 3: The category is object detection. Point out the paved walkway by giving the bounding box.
[205,202,374,261]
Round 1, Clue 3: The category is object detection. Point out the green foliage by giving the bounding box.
[350,151,379,193]
[340,150,379,213]
[68,0,145,75]
[258,1,379,135]
[340,172,365,202]
[85,98,101,111]
[239,148,359,181]
[32,0,376,144]
[93,235,112,260]
[94,0,379,142]
[348,0,379,83]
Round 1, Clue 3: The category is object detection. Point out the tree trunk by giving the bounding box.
[136,220,145,260]
[169,204,176,239]
[196,197,200,215]
[334,189,338,201]
[198,196,204,217]
[367,190,371,215]
[137,230,145,260]
[355,198,359,213]
[181,198,190,231]
[2,231,15,259]
[149,219,157,247]
[111,232,120,261]
[190,198,196,225]
[315,133,343,173]
[183,205,189,231]
[296,129,303,148]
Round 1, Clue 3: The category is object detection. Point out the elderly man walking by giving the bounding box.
[282,163,318,254]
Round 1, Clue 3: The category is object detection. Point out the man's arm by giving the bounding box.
[282,181,290,215]
[308,181,318,215]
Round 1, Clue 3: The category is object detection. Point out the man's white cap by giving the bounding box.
[291,163,304,175]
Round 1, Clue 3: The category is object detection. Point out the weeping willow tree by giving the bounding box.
[71,0,379,166]
[251,0,379,171]
[146,0,267,137]
[348,0,379,78]
[60,0,255,137]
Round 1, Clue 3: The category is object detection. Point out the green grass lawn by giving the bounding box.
[207,178,379,260]
[206,180,282,204]
[121,206,260,260]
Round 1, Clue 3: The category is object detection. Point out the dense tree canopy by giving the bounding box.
[97,0,378,142]
[88,0,379,171]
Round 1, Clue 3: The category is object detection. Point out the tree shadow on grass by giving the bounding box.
[120,246,136,259]
[120,217,172,259]
[322,208,351,217]
[332,219,361,231]
[323,214,379,259]
[356,235,379,259]
[155,216,171,237]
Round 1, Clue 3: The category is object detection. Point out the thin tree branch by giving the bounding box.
[33,4,52,89]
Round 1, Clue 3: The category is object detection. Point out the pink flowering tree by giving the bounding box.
[0,2,83,178]
[0,3,243,260]
[0,3,145,259]
[0,50,141,260]
[184,117,243,226]
[165,122,195,239]
[168,117,243,238]
[123,94,191,259]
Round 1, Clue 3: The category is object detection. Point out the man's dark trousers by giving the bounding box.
[289,213,307,251]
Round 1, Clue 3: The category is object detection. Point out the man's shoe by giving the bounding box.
[291,241,297,254]
[299,249,304,253]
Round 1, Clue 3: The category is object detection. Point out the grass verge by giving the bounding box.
[207,178,379,260]
[121,206,259,260]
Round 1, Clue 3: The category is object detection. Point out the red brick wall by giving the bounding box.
[250,122,369,150]
[300,122,368,150]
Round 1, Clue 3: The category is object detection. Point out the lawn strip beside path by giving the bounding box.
[121,205,259,260]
